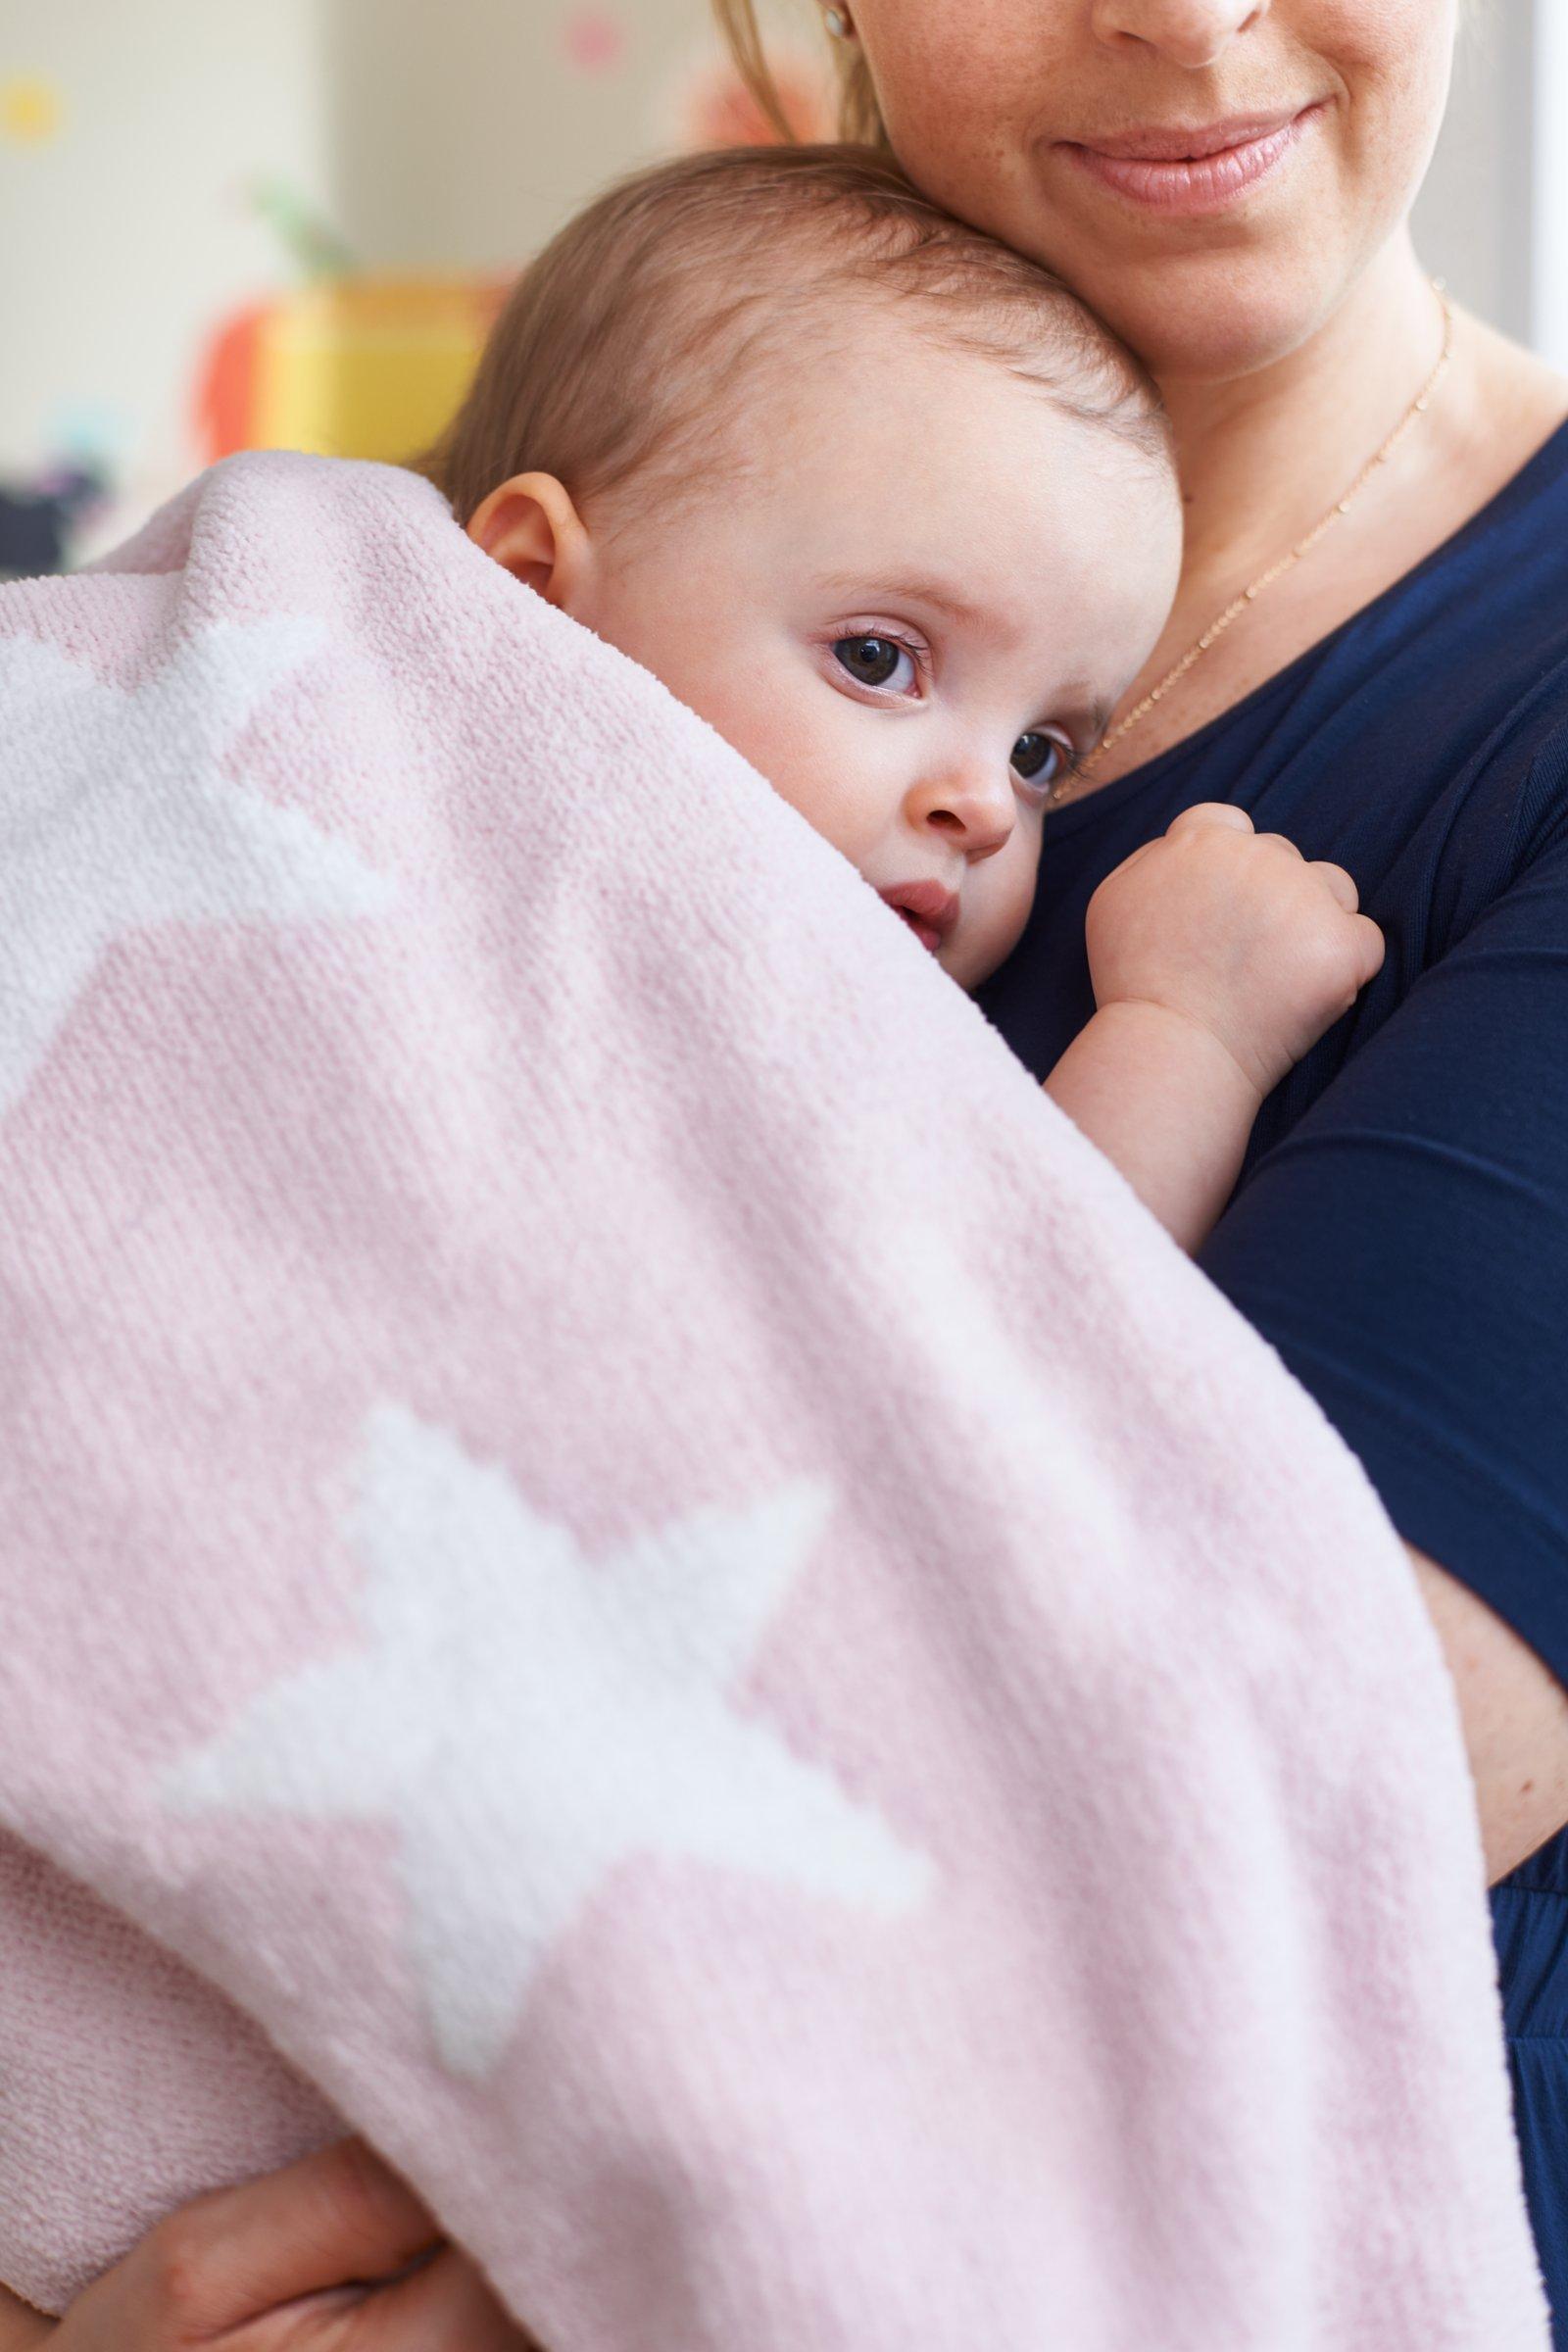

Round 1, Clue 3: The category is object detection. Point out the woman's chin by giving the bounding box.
[1081,248,1353,387]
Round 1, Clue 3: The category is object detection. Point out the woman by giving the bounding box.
[794,0,1568,2317]
[5,1,1566,2342]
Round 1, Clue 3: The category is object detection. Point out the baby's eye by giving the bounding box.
[833,635,917,693]
[1011,730,1069,790]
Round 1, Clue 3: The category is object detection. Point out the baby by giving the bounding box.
[419,144,1382,1251]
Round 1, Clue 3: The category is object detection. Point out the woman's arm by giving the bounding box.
[1196,771,1568,1888]
[1065,773,1568,1881]
[0,2288,47,2349]
[0,2139,536,2350]
[1410,1547,1568,1886]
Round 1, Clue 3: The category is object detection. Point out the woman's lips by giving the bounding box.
[1059,105,1321,217]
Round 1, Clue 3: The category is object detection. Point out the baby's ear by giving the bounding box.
[466,472,591,611]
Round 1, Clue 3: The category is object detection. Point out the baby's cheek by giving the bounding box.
[958,849,1040,989]
[709,682,815,789]
[660,667,808,804]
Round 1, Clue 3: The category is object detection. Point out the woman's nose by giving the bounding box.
[910,766,1016,858]
[1090,0,1267,70]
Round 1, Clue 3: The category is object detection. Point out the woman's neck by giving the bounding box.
[1071,231,1568,788]
[1158,233,1444,592]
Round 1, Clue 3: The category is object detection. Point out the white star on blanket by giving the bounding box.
[0,619,394,1117]
[161,1404,933,2079]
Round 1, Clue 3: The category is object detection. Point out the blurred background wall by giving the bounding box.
[0,0,1560,567]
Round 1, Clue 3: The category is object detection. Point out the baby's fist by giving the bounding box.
[1085,804,1386,1098]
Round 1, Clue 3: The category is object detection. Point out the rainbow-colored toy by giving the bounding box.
[195,275,510,467]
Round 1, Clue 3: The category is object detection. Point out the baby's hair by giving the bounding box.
[413,143,1169,528]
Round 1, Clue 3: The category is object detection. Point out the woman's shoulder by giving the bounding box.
[1429,318,1568,584]
[1373,405,1568,655]
[1264,410,1568,823]
[1072,414,1568,826]
[1396,337,1568,865]
[1149,422,1568,964]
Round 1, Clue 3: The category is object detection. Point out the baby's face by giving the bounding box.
[481,315,1180,989]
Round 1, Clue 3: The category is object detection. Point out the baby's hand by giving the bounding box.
[1085,804,1386,1099]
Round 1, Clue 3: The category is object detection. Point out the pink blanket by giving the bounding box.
[0,451,1548,2348]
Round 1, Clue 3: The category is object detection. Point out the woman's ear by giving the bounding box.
[466,472,593,612]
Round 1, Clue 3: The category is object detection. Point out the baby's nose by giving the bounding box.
[913,766,1016,857]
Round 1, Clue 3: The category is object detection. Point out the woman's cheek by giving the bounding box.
[1321,0,1456,206]
[854,0,1043,209]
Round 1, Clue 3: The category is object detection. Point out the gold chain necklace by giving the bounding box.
[1057,280,1455,804]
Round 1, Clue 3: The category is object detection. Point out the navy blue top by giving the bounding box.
[977,416,1568,2334]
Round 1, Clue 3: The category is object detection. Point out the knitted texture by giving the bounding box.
[0,452,1549,2347]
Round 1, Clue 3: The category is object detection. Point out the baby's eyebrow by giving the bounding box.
[1076,692,1115,744]
[812,569,990,630]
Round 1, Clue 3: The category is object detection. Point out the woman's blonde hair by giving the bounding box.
[414,142,1165,527]
[711,0,885,146]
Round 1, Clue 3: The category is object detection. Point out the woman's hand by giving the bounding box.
[1086,802,1386,1099]
[0,2138,536,2351]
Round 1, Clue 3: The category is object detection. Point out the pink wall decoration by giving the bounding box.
[561,8,627,76]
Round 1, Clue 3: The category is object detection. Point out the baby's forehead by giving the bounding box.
[717,330,1179,692]
[735,300,1171,491]
[734,316,1174,547]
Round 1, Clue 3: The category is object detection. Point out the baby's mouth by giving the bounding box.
[876,878,961,954]
[895,908,944,954]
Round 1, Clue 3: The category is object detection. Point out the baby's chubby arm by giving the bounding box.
[1043,804,1385,1252]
